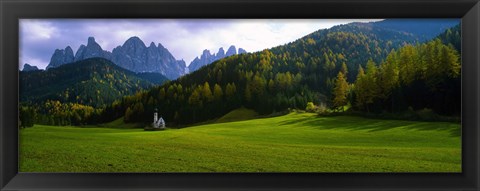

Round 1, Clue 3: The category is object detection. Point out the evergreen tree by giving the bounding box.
[213,84,224,101]
[332,72,349,111]
[354,65,367,110]
[19,106,35,128]
[202,82,213,102]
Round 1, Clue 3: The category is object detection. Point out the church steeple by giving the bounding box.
[153,108,158,124]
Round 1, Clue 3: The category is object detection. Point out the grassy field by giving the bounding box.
[19,112,461,172]
[216,107,258,123]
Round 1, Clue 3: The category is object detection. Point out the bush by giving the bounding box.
[316,103,329,114]
[305,102,316,112]
[416,108,439,121]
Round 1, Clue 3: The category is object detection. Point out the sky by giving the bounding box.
[20,19,382,70]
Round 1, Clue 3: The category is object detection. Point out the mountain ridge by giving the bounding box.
[188,45,247,73]
[47,37,186,79]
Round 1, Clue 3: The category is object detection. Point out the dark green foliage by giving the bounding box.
[32,100,100,126]
[436,24,461,52]
[136,72,170,85]
[19,105,36,128]
[20,57,162,107]
[352,39,461,116]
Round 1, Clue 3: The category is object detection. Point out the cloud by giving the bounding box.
[20,20,58,40]
[20,19,382,69]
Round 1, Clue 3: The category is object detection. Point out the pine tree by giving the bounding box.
[213,84,223,101]
[245,85,252,102]
[225,83,236,98]
[340,62,348,77]
[354,65,367,110]
[363,59,379,112]
[124,107,133,122]
[333,72,349,111]
[202,82,213,102]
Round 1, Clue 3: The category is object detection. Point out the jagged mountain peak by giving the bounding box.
[226,45,237,56]
[112,37,185,79]
[123,36,147,50]
[202,49,211,55]
[87,37,96,45]
[238,48,247,54]
[22,63,40,72]
[73,37,112,62]
[46,46,75,70]
[65,46,73,52]
[149,42,156,48]
[157,43,166,49]
[188,45,246,73]
[216,47,225,58]
[125,36,144,44]
[45,36,186,79]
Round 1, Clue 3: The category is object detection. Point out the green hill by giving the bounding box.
[99,117,143,129]
[216,107,258,123]
[20,57,167,107]
[136,72,170,85]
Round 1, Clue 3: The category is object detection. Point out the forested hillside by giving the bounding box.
[19,58,171,126]
[347,24,461,116]
[436,24,461,52]
[350,39,460,115]
[95,21,460,126]
[372,19,459,42]
[20,57,168,107]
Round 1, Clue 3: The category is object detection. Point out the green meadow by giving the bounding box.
[19,112,461,172]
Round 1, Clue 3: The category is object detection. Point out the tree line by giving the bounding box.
[332,39,460,115]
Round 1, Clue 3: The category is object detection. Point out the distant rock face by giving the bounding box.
[45,36,187,79]
[225,45,237,57]
[22,63,40,72]
[46,46,74,70]
[74,37,112,62]
[238,48,247,54]
[216,47,225,59]
[111,37,186,79]
[188,45,246,73]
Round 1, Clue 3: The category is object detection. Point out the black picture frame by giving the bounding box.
[1,0,479,190]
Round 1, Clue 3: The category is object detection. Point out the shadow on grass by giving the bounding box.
[278,115,460,137]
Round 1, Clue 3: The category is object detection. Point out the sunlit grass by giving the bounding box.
[19,112,461,172]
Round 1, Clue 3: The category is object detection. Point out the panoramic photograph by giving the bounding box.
[19,19,461,172]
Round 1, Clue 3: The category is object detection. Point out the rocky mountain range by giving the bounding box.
[47,37,186,79]
[188,45,247,73]
[46,46,74,70]
[111,37,186,80]
[74,37,113,62]
[22,63,40,72]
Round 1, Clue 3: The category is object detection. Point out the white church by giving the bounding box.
[152,108,165,129]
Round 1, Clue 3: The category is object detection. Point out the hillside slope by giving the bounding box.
[20,57,167,107]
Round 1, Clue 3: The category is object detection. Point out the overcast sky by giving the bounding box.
[20,19,382,70]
